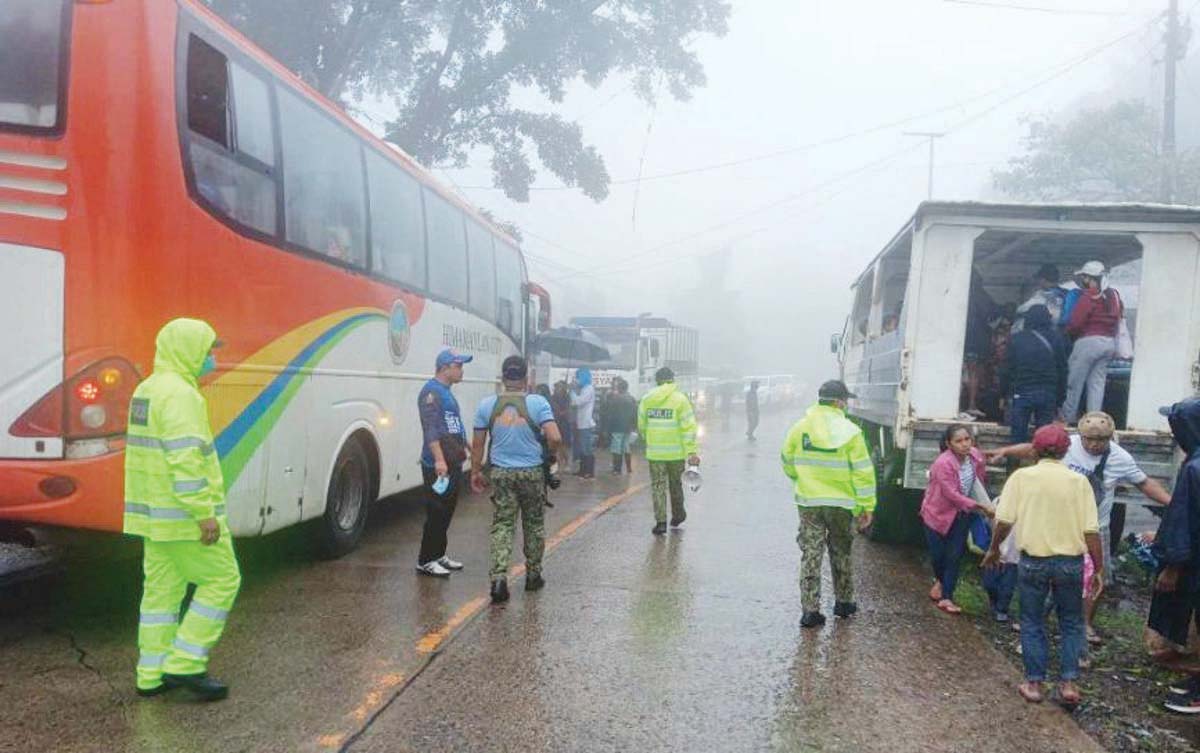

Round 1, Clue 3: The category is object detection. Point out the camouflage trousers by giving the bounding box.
[649,460,686,524]
[489,467,547,580]
[797,506,855,612]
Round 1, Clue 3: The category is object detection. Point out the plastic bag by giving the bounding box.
[1116,318,1134,360]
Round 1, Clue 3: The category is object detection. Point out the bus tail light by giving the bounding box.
[10,358,140,441]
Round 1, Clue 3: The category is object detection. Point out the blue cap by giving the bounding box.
[436,348,473,370]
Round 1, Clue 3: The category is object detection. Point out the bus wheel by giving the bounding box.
[317,436,373,558]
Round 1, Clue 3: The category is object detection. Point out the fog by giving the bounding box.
[413,0,1173,391]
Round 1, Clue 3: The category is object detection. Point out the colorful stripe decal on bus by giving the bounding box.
[209,309,387,486]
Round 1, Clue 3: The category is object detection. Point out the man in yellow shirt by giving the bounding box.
[983,424,1104,707]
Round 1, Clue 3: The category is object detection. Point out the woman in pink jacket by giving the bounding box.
[920,424,993,614]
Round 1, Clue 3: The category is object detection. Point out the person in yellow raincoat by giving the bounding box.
[125,318,239,701]
[781,380,876,628]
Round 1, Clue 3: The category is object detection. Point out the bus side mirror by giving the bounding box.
[830,333,842,354]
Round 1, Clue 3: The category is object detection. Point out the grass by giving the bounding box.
[944,541,1199,753]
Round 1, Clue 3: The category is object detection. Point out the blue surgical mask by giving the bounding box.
[199,353,216,377]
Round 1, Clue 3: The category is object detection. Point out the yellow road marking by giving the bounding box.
[319,481,648,750]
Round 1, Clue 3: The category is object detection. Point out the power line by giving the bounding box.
[556,147,916,282]
[943,0,1131,16]
[547,140,927,283]
[456,20,1155,195]
[535,19,1154,282]
[938,19,1157,133]
[461,15,1156,281]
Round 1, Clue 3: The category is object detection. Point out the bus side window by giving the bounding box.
[495,241,523,341]
[424,189,469,307]
[466,221,497,321]
[187,36,229,147]
[365,149,427,290]
[184,35,276,236]
[277,87,367,267]
[229,65,275,168]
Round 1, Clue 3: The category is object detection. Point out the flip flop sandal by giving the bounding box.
[1018,683,1044,703]
[1086,631,1103,646]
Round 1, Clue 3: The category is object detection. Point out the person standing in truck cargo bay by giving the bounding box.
[1062,261,1123,424]
[780,380,877,629]
[1001,304,1067,443]
[125,318,239,702]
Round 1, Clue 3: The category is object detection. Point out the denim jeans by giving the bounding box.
[573,427,595,461]
[1009,386,1057,444]
[1018,554,1085,682]
[924,514,970,601]
[982,563,1018,615]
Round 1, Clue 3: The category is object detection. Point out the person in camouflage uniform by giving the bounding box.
[638,367,701,536]
[471,356,562,603]
[488,467,547,586]
[781,380,877,628]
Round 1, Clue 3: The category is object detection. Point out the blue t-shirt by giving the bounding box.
[474,393,555,469]
[418,379,466,468]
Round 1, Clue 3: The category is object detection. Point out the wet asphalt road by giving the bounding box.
[1,410,1104,753]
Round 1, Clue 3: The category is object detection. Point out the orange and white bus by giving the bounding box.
[0,0,551,554]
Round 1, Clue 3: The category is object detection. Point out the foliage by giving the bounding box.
[993,99,1200,204]
[204,0,730,202]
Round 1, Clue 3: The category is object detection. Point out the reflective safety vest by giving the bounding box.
[123,319,229,542]
[780,404,877,514]
[637,382,699,462]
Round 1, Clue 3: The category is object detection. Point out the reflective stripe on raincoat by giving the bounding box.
[123,319,229,541]
[780,403,877,514]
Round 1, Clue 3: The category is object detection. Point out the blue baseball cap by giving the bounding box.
[436,348,473,370]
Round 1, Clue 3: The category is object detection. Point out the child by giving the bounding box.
[983,510,1019,623]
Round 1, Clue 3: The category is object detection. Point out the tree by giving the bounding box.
[204,0,730,202]
[993,99,1200,203]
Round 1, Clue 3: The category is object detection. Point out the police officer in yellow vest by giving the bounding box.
[637,367,700,536]
[125,318,240,701]
[781,380,876,628]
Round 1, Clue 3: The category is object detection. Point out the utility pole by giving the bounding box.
[1162,0,1181,203]
[904,131,945,201]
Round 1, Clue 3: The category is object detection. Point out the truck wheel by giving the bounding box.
[316,436,373,558]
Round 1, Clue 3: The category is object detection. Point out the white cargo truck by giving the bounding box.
[550,316,700,399]
[834,202,1200,533]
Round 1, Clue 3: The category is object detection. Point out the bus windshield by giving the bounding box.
[0,0,67,131]
[551,327,637,369]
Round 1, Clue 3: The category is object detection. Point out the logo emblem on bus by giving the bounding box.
[389,300,411,365]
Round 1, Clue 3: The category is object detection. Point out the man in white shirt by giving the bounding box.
[990,411,1170,642]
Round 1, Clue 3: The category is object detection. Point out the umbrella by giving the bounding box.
[532,326,611,362]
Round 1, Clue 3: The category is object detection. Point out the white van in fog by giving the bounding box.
[833,201,1200,507]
